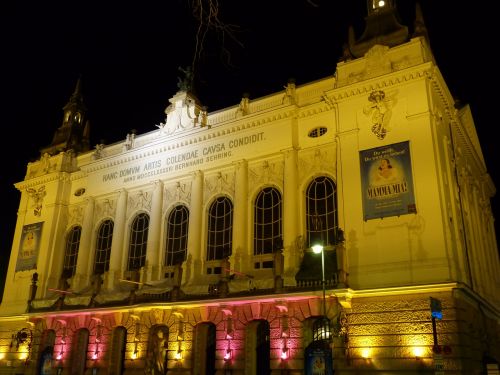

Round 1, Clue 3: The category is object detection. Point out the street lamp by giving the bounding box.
[312,244,326,317]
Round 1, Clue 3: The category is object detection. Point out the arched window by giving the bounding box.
[207,197,233,261]
[37,329,56,375]
[127,213,149,271]
[193,322,216,375]
[245,320,270,374]
[94,219,113,274]
[109,327,127,375]
[71,329,89,375]
[254,187,282,255]
[62,226,81,278]
[165,205,189,266]
[145,325,169,375]
[306,176,338,248]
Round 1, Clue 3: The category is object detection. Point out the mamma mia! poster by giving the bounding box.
[16,222,43,272]
[359,141,416,220]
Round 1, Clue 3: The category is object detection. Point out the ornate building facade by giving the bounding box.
[1,1,499,374]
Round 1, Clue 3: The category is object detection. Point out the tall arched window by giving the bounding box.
[306,176,338,248]
[94,219,113,274]
[165,205,189,266]
[207,197,233,261]
[254,187,282,255]
[127,213,149,271]
[62,226,81,278]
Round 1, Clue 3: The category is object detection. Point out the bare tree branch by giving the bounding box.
[189,0,242,75]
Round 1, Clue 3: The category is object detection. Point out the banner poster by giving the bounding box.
[16,222,43,272]
[38,346,54,375]
[305,346,333,375]
[360,141,416,220]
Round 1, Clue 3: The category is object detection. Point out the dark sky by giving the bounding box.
[1,1,497,300]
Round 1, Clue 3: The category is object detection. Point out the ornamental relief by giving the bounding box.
[95,198,116,222]
[26,186,47,217]
[298,147,335,182]
[164,181,192,207]
[128,190,152,214]
[248,159,284,192]
[68,204,84,226]
[363,90,396,140]
[204,171,234,202]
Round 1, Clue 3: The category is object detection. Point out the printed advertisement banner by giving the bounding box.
[16,222,43,272]
[360,141,416,220]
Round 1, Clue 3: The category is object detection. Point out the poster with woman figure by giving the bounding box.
[359,141,416,220]
[16,222,43,271]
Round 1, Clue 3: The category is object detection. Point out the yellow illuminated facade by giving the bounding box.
[0,2,499,375]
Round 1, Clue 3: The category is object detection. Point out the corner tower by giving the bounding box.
[40,78,90,156]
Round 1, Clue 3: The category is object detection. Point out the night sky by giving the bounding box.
[1,1,497,300]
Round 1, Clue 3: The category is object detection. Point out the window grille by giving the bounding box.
[94,220,113,274]
[306,176,338,248]
[127,213,149,271]
[62,226,81,278]
[254,187,283,255]
[165,205,189,266]
[207,197,233,261]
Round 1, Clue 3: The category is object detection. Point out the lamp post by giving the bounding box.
[312,244,326,317]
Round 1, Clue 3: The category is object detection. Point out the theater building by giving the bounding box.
[1,1,499,374]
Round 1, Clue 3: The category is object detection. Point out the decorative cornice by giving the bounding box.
[330,63,432,102]
[15,172,71,191]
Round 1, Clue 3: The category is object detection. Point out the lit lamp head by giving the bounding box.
[174,349,183,361]
[312,244,324,254]
[223,348,232,362]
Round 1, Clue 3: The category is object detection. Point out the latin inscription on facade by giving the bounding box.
[101,131,265,184]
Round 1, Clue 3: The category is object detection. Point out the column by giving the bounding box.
[146,180,163,281]
[232,160,248,274]
[73,197,95,290]
[186,170,203,284]
[283,148,299,285]
[106,189,128,290]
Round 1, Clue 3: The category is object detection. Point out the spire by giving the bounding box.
[348,0,409,58]
[40,78,91,156]
[412,2,430,45]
